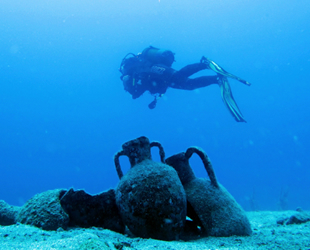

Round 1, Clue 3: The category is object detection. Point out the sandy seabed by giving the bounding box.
[0,211,309,250]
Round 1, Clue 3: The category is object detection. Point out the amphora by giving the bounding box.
[166,146,252,237]
[114,136,187,240]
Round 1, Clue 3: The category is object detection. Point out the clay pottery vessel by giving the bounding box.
[114,136,187,240]
[60,188,125,233]
[165,146,252,237]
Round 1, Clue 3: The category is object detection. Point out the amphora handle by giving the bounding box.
[185,147,219,188]
[150,141,165,163]
[114,151,126,179]
[114,139,166,180]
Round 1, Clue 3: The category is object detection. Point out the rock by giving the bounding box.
[60,188,125,233]
[16,189,69,230]
[286,212,310,225]
[0,200,20,225]
[276,210,310,226]
[276,217,287,225]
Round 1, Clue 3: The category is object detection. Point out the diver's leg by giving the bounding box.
[170,75,218,90]
[170,63,214,90]
[174,63,207,78]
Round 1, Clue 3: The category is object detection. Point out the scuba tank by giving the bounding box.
[141,46,175,67]
[119,46,175,77]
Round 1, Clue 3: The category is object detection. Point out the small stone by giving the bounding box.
[287,212,310,225]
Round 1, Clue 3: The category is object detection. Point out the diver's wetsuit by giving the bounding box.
[170,63,218,90]
[124,62,218,99]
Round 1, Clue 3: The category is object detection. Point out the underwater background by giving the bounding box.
[0,0,309,211]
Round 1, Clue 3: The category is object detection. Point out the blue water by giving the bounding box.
[1,0,309,211]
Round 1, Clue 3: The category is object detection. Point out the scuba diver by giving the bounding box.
[120,46,251,122]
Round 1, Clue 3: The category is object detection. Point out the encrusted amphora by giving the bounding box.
[165,146,252,237]
[114,136,187,241]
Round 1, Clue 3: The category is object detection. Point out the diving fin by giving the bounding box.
[218,75,246,122]
[201,56,251,86]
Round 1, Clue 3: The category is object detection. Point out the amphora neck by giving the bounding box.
[165,153,196,185]
[114,136,165,179]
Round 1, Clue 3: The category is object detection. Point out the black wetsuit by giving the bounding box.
[123,62,218,99]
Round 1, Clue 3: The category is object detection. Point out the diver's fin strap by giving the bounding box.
[218,77,246,122]
[204,57,251,86]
